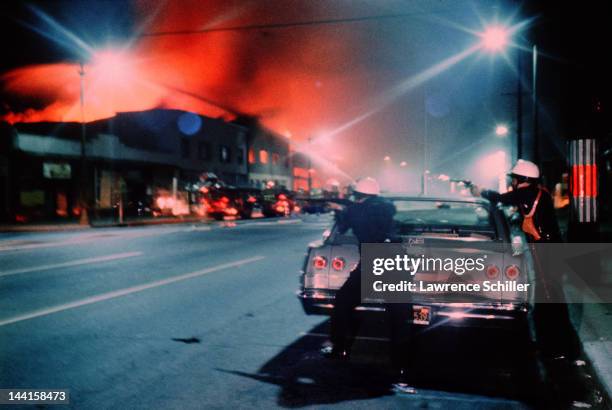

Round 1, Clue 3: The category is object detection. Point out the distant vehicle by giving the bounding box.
[261,189,297,217]
[229,187,265,219]
[298,199,332,215]
[204,187,263,220]
[298,195,532,331]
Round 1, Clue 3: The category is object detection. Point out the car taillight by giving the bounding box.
[332,257,345,271]
[505,265,520,279]
[485,265,500,279]
[313,256,327,270]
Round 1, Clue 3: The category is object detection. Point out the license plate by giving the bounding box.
[413,305,431,325]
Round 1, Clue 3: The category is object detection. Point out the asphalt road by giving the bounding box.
[0,216,599,409]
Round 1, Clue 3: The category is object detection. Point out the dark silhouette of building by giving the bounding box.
[1,109,249,222]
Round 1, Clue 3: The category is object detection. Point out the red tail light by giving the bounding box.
[505,265,520,279]
[313,256,327,270]
[221,196,230,203]
[247,196,256,203]
[332,257,345,271]
[485,265,500,279]
[278,194,287,200]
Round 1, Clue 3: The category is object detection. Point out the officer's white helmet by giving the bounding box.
[354,177,380,196]
[509,159,540,179]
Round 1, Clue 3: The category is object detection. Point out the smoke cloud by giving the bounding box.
[1,1,510,178]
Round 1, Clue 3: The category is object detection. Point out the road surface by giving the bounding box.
[0,216,600,409]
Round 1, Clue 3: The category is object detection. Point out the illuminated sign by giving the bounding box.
[569,139,597,222]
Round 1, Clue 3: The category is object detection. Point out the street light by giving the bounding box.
[495,124,509,137]
[307,136,313,196]
[383,155,391,162]
[480,24,539,165]
[480,26,509,52]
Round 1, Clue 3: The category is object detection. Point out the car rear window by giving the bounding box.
[392,200,496,238]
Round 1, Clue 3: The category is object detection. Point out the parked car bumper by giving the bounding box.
[297,289,528,329]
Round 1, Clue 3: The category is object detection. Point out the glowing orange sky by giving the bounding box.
[0,1,516,180]
[0,1,377,137]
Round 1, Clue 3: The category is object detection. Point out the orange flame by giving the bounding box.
[1,1,372,145]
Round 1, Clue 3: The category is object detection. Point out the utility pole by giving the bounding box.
[516,50,523,160]
[532,45,539,166]
[422,87,429,195]
[307,136,312,196]
[78,62,90,225]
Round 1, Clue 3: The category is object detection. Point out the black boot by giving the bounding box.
[320,345,350,360]
[391,368,417,394]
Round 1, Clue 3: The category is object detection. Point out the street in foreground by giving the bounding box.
[0,217,605,409]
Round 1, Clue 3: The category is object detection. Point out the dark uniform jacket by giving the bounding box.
[336,196,397,245]
[481,185,562,242]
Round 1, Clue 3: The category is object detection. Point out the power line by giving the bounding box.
[139,9,461,38]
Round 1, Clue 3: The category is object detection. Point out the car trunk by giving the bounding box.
[310,235,528,306]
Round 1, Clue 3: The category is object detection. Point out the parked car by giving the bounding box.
[298,198,332,214]
[262,189,297,217]
[229,187,265,219]
[297,195,533,330]
[205,187,263,220]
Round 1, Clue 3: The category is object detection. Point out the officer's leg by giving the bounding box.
[532,244,578,359]
[386,303,414,383]
[532,244,558,356]
[329,264,362,355]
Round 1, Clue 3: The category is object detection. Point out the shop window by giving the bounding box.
[259,150,268,164]
[248,149,256,164]
[272,152,280,165]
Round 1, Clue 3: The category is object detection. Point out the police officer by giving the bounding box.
[470,159,561,243]
[471,159,578,360]
[321,177,416,392]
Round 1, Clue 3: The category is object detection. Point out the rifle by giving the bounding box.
[450,179,473,187]
[295,197,353,207]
